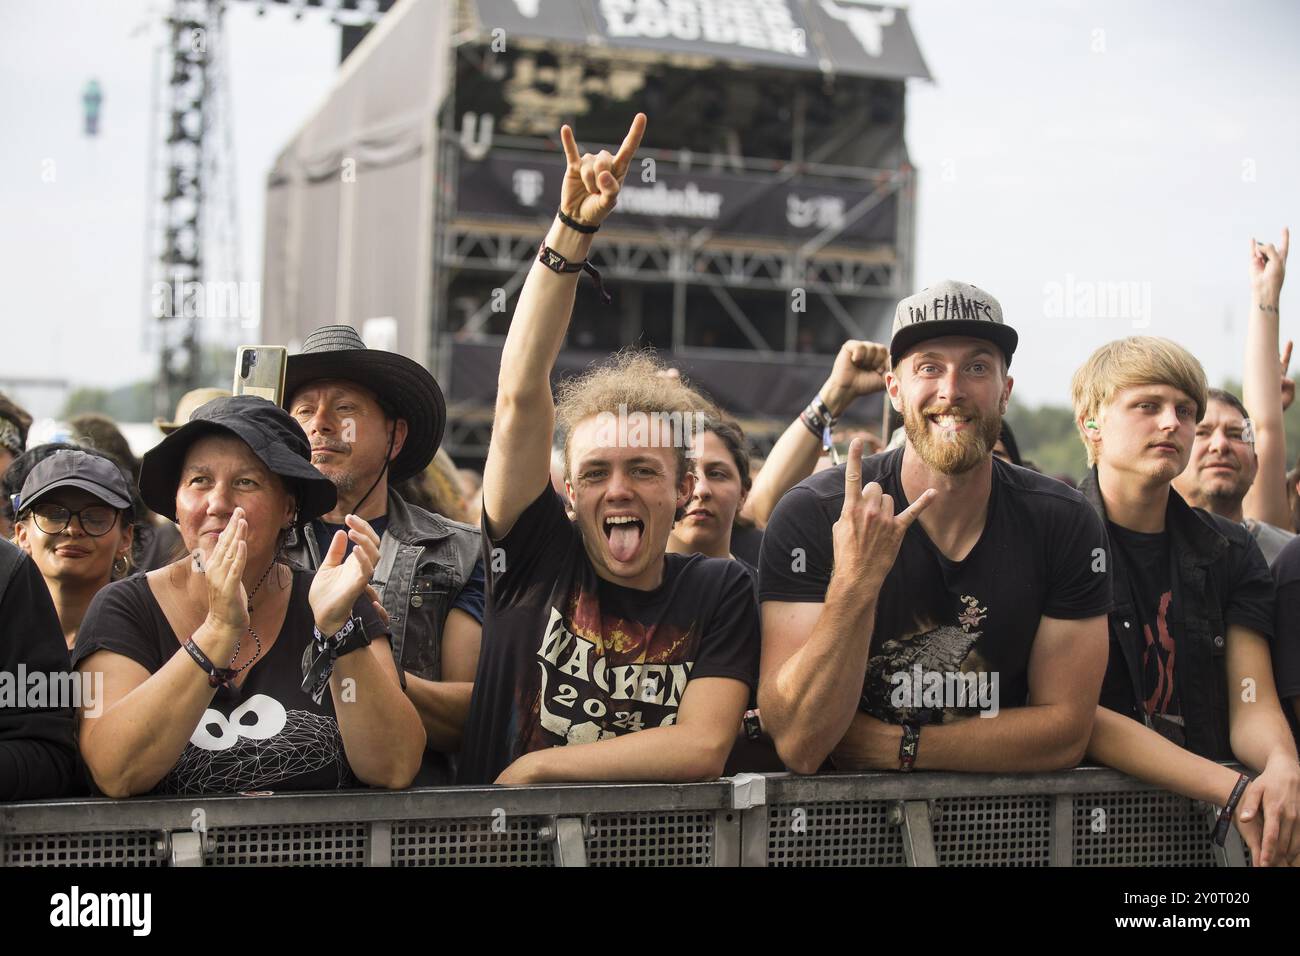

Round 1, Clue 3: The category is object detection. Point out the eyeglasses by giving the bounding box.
[30,503,119,537]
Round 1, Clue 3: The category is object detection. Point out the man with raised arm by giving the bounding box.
[1172,230,1294,563]
[758,281,1111,774]
[458,114,760,786]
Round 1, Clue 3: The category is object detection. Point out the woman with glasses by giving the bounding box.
[13,449,136,651]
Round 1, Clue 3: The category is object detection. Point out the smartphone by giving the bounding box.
[233,346,288,405]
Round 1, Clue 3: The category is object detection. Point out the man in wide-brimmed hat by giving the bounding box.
[282,325,483,785]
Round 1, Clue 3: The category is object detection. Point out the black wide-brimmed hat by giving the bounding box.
[139,395,337,523]
[282,325,445,484]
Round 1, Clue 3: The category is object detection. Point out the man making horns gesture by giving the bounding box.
[459,115,760,786]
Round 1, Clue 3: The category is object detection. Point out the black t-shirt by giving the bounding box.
[0,541,79,800]
[458,486,760,785]
[1269,536,1300,745]
[72,569,387,796]
[1107,523,1179,718]
[730,523,764,567]
[760,447,1112,724]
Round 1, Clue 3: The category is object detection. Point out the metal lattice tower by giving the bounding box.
[145,0,394,418]
[148,0,221,417]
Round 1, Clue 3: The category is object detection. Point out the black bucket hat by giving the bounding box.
[17,449,133,516]
[282,325,445,484]
[139,395,337,522]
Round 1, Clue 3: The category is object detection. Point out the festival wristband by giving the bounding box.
[898,720,921,772]
[183,637,237,689]
[1209,773,1250,847]
[301,614,370,705]
[557,209,599,234]
[537,242,613,305]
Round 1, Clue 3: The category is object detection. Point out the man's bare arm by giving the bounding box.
[759,594,877,774]
[481,115,647,540]
[742,340,888,529]
[757,437,936,774]
[830,614,1107,773]
[1243,229,1290,529]
[1087,705,1244,804]
[401,607,481,752]
[495,677,748,784]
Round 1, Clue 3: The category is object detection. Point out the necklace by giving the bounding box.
[225,559,279,683]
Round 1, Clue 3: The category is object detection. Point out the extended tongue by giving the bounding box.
[609,523,643,563]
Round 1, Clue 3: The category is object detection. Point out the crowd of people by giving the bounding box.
[1,113,1297,866]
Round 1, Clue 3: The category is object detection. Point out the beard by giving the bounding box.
[903,401,1001,475]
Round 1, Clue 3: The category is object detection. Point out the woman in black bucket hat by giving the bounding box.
[71,395,424,797]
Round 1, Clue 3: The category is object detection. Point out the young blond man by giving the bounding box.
[458,114,758,786]
[1074,336,1300,866]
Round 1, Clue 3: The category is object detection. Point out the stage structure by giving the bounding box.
[144,0,395,418]
[261,0,931,463]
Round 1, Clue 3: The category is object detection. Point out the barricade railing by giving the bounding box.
[0,767,1248,867]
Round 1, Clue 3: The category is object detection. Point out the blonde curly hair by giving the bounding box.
[554,349,710,482]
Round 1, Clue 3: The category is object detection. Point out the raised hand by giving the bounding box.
[821,340,890,417]
[202,507,250,636]
[1251,228,1289,306]
[1236,757,1300,867]
[558,113,647,229]
[832,437,936,588]
[309,514,381,637]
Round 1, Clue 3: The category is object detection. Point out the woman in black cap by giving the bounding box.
[13,448,137,651]
[72,395,424,797]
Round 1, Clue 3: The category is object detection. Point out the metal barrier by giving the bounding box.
[0,767,1247,867]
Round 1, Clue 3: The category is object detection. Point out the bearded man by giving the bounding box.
[757,280,1112,774]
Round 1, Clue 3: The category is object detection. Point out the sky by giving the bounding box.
[1,0,1297,419]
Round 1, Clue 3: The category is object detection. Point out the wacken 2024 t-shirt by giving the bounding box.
[759,446,1112,725]
[458,486,760,785]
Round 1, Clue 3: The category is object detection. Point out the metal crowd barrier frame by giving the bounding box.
[0,767,1248,867]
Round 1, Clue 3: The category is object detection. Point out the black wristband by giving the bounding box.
[1210,773,1251,847]
[183,636,236,689]
[898,720,921,772]
[538,242,614,305]
[301,614,370,704]
[557,209,599,233]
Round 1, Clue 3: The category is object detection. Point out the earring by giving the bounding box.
[112,555,129,578]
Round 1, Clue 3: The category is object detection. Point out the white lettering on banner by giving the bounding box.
[614,181,724,219]
[600,0,804,53]
[535,607,694,742]
[786,194,845,229]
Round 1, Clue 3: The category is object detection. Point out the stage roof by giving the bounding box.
[468,0,932,82]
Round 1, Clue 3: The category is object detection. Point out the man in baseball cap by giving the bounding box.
[280,326,483,785]
[759,280,1113,777]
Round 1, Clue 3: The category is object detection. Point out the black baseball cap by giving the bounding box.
[17,449,133,515]
[140,394,337,523]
